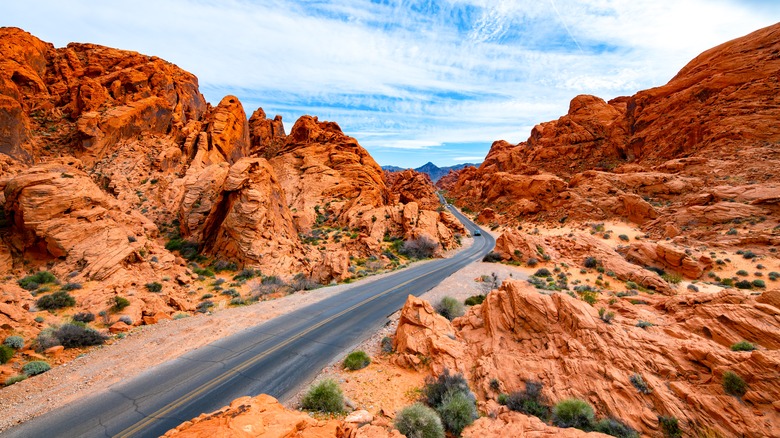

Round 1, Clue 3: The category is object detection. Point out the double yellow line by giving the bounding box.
[116,248,484,437]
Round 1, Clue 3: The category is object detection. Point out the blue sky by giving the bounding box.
[4,1,780,168]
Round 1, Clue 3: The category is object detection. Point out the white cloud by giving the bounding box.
[3,0,779,167]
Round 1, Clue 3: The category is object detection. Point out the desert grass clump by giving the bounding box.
[112,296,130,312]
[301,379,344,413]
[18,271,58,291]
[36,291,76,310]
[4,335,24,349]
[599,307,615,324]
[0,345,15,364]
[629,373,652,394]
[73,312,95,323]
[394,403,444,438]
[552,398,595,430]
[343,350,371,370]
[422,369,470,407]
[730,341,756,352]
[4,374,27,386]
[464,295,485,306]
[722,371,747,397]
[506,380,551,421]
[658,415,682,438]
[636,320,654,329]
[435,296,464,321]
[438,389,477,436]
[22,360,51,376]
[145,282,163,292]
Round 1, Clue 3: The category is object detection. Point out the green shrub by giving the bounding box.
[18,271,58,290]
[464,295,485,306]
[636,320,654,329]
[722,371,747,397]
[734,280,752,289]
[394,403,444,438]
[212,260,238,272]
[400,236,438,260]
[36,291,76,310]
[662,273,682,284]
[731,341,756,352]
[736,270,748,276]
[73,312,95,323]
[768,271,779,281]
[526,257,539,267]
[438,390,477,436]
[54,323,107,348]
[742,250,756,259]
[0,345,15,364]
[193,268,215,278]
[4,335,24,349]
[145,282,163,292]
[658,416,681,438]
[579,290,598,306]
[423,369,470,408]
[4,374,27,386]
[112,296,130,312]
[165,238,199,260]
[552,398,595,430]
[583,257,599,269]
[300,378,344,413]
[594,418,639,438]
[22,360,51,376]
[435,297,464,321]
[629,373,652,394]
[233,268,261,281]
[533,268,552,277]
[598,307,615,324]
[482,252,502,263]
[618,234,629,242]
[343,350,371,371]
[752,279,766,288]
[381,336,393,354]
[60,282,82,291]
[506,380,551,421]
[497,393,508,405]
[35,328,61,351]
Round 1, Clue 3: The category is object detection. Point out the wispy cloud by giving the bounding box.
[3,0,779,167]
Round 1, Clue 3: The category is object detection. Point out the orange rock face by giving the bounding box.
[384,169,440,211]
[394,284,780,437]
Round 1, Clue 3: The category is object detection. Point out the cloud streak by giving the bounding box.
[3,0,780,167]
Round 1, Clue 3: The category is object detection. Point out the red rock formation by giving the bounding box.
[248,107,286,158]
[394,284,780,437]
[384,169,440,211]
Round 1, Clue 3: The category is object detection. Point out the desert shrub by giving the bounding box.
[768,271,779,281]
[659,416,682,438]
[22,360,51,376]
[73,312,95,323]
[731,341,756,352]
[4,374,27,386]
[752,279,765,288]
[552,398,595,430]
[736,269,748,276]
[526,257,539,267]
[687,284,699,292]
[233,268,261,281]
[196,301,214,313]
[423,369,470,408]
[211,260,238,272]
[636,320,654,329]
[145,282,163,292]
[36,291,76,310]
[343,350,371,370]
[497,393,509,405]
[400,236,438,260]
[252,276,290,298]
[438,390,477,436]
[300,378,344,413]
[381,336,393,353]
[291,273,320,291]
[60,282,82,291]
[112,296,130,312]
[0,345,15,364]
[734,280,752,289]
[35,328,61,351]
[579,290,598,306]
[662,273,682,284]
[118,315,133,325]
[18,271,58,290]
[54,323,107,348]
[201,293,214,300]
[464,295,485,306]
[742,250,756,259]
[533,268,552,277]
[506,380,551,421]
[4,335,24,349]
[583,257,599,269]
[193,267,215,278]
[598,307,615,324]
[594,418,639,438]
[436,297,464,321]
[722,371,747,397]
[482,251,502,263]
[629,373,652,394]
[394,403,444,438]
[165,238,199,260]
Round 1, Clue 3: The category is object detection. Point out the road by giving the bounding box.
[5,203,494,438]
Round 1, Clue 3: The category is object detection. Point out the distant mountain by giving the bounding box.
[381,161,480,182]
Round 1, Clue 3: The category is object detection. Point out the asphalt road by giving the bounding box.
[5,204,494,438]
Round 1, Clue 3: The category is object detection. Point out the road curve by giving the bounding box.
[5,204,494,438]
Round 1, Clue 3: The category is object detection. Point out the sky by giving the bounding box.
[4,1,780,168]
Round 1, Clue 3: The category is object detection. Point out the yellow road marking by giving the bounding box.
[116,240,489,437]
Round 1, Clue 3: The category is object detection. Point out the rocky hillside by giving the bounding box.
[0,28,464,376]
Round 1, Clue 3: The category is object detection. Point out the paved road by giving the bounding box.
[5,204,494,438]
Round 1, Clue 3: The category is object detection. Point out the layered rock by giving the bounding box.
[384,169,440,211]
[394,283,780,437]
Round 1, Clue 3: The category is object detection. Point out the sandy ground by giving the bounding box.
[0,243,469,433]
